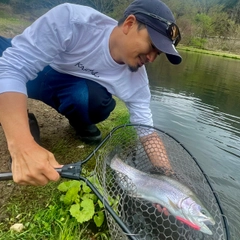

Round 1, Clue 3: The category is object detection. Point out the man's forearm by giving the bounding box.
[0,92,33,150]
[140,131,173,175]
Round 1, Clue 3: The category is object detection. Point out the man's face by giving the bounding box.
[122,19,161,72]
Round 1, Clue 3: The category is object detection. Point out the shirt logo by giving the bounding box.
[75,62,99,77]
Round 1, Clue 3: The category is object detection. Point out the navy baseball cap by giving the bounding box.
[124,0,182,64]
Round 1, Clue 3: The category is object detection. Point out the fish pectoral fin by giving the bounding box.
[167,197,178,210]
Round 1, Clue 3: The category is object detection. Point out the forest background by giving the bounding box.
[0,0,240,54]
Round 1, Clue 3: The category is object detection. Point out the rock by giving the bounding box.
[10,223,24,232]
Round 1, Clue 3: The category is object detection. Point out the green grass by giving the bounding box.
[0,13,31,37]
[0,98,130,240]
[179,45,240,60]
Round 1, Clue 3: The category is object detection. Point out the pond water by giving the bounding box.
[147,51,240,239]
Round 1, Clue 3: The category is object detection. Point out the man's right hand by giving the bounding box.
[10,139,62,186]
[0,93,62,186]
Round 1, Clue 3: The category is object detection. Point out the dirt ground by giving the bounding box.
[0,99,72,217]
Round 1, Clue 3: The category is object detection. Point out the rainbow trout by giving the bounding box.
[110,155,215,235]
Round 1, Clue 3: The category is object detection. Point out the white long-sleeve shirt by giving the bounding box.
[0,3,153,126]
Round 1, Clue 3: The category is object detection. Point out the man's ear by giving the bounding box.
[122,15,137,35]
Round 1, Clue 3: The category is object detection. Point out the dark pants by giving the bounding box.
[0,36,116,129]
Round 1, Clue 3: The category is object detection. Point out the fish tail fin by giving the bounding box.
[105,146,122,166]
[110,154,122,170]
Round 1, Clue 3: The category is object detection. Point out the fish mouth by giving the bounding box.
[197,214,215,226]
[198,217,215,235]
[200,223,213,235]
[201,218,215,225]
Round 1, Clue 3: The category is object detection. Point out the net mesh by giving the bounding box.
[94,124,232,240]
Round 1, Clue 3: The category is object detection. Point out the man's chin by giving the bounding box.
[128,64,141,72]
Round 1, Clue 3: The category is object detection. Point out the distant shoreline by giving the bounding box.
[179,46,240,60]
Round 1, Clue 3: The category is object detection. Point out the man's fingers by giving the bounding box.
[13,164,61,185]
[44,166,61,182]
[45,154,62,182]
[163,208,169,216]
[13,172,49,186]
[11,149,61,185]
[153,203,170,216]
[48,152,61,166]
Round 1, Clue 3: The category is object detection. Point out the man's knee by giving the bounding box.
[58,79,115,125]
[0,36,12,56]
[86,80,116,123]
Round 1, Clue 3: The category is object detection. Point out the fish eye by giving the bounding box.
[200,209,207,215]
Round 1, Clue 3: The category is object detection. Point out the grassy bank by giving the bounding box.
[0,4,33,38]
[179,45,240,60]
[0,98,130,240]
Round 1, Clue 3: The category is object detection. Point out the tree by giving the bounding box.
[208,5,234,37]
[219,0,239,10]
[195,13,212,37]
[227,1,240,24]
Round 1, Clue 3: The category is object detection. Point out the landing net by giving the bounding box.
[94,124,235,240]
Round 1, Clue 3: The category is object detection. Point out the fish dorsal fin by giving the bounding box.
[167,197,178,210]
